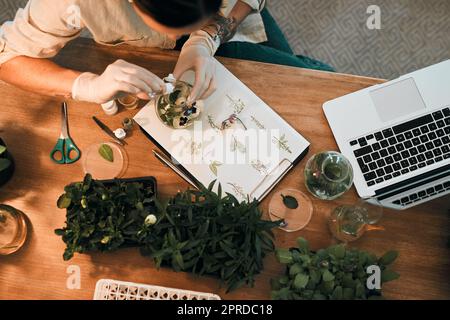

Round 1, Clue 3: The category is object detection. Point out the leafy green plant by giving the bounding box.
[55,174,157,261]
[56,175,280,292]
[136,181,280,292]
[271,238,399,300]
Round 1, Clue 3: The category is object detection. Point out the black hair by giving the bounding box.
[134,0,223,28]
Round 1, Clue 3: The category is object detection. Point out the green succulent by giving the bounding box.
[271,237,399,300]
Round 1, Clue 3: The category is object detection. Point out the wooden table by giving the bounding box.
[0,38,449,300]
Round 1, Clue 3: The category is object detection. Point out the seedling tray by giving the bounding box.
[99,176,157,196]
[94,279,221,300]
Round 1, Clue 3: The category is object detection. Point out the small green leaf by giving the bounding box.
[57,194,72,209]
[343,287,355,300]
[55,229,65,236]
[332,286,343,300]
[276,248,293,264]
[379,250,399,266]
[0,145,6,155]
[0,158,11,172]
[289,263,303,277]
[281,194,299,209]
[355,282,365,298]
[328,244,346,259]
[322,269,335,282]
[296,238,309,251]
[99,144,114,162]
[293,273,309,289]
[381,269,400,283]
[173,251,184,269]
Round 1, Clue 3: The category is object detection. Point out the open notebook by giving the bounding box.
[134,60,310,201]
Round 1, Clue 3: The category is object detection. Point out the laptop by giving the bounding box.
[323,60,450,210]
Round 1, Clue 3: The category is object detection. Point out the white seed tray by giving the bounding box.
[94,279,221,301]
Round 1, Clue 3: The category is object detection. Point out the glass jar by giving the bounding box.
[155,81,202,129]
[328,199,384,243]
[304,151,354,200]
[118,95,139,110]
[0,204,27,255]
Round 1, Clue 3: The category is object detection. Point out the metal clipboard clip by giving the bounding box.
[250,158,294,202]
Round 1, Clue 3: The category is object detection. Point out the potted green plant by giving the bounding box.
[0,138,14,187]
[271,238,399,300]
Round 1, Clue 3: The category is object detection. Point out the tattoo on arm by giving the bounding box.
[202,14,238,44]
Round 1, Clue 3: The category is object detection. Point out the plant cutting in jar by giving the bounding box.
[156,81,202,129]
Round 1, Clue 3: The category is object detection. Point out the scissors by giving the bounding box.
[50,102,81,164]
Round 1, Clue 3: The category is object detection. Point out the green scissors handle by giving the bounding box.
[50,137,81,164]
[50,102,81,165]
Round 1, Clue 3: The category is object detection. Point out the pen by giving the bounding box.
[152,150,199,189]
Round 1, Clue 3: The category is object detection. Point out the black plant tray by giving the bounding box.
[97,176,158,197]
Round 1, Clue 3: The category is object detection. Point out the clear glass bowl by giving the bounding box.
[304,151,354,200]
[155,81,202,129]
[0,205,27,255]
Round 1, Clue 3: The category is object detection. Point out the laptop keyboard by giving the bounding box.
[392,181,450,207]
[350,107,450,187]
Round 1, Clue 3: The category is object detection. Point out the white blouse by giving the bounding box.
[0,0,267,66]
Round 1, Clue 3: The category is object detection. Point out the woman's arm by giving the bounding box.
[174,1,260,102]
[202,1,254,45]
[0,56,81,98]
[0,56,165,104]
[0,0,162,103]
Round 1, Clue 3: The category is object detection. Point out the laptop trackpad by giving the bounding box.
[370,78,427,123]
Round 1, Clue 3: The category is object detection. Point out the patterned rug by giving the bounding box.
[1,0,449,79]
[267,0,450,79]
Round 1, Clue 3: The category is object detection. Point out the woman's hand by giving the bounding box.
[173,44,217,104]
[72,59,165,104]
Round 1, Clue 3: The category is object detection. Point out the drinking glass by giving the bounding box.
[304,151,354,200]
[328,199,384,243]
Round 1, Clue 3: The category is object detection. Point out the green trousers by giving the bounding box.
[215,9,335,72]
